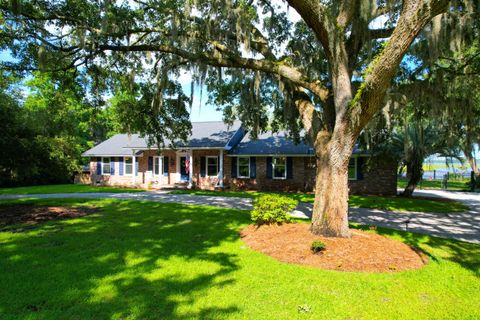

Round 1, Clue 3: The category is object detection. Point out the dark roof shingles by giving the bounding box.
[229,132,314,155]
[82,121,241,156]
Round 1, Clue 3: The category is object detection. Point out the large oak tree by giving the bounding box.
[1,0,460,237]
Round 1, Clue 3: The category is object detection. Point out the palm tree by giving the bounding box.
[396,122,462,197]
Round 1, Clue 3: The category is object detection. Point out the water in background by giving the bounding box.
[400,157,477,180]
[422,169,470,180]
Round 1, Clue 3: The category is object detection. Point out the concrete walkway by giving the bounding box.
[0,189,479,244]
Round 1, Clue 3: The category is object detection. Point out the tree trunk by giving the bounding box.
[310,139,352,238]
[464,148,478,175]
[402,157,424,197]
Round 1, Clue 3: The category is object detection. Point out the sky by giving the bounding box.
[0,50,13,62]
[177,71,224,122]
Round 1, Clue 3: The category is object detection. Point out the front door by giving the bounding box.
[179,156,189,181]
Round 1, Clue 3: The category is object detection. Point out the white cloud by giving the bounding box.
[177,70,193,86]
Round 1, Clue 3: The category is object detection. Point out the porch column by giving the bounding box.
[219,149,224,187]
[132,151,136,185]
[188,149,193,188]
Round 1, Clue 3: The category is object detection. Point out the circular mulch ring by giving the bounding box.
[240,224,428,272]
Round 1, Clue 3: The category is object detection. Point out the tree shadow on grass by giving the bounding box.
[352,224,480,277]
[0,199,250,319]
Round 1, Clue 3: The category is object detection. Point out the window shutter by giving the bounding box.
[119,157,124,176]
[148,156,153,171]
[135,159,139,175]
[250,157,256,178]
[287,157,293,179]
[266,157,272,179]
[96,158,101,175]
[200,156,206,177]
[163,157,169,176]
[231,157,237,178]
[110,158,115,175]
[218,156,220,175]
[357,157,364,180]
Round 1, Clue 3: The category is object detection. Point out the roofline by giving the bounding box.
[122,146,227,150]
[188,120,233,123]
[224,127,245,151]
[228,154,314,157]
[82,154,144,157]
[227,153,370,157]
[83,152,371,157]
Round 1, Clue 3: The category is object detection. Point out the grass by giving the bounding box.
[170,190,469,213]
[422,163,466,171]
[397,178,471,191]
[0,184,145,195]
[0,198,478,319]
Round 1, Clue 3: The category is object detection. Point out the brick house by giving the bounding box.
[82,121,397,195]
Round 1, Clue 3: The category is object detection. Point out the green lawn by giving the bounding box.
[170,190,469,213]
[397,178,471,191]
[0,184,145,195]
[422,163,465,171]
[0,198,478,319]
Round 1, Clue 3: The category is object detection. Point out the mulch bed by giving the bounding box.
[0,205,97,227]
[240,223,428,272]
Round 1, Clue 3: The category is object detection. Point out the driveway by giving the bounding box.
[294,189,480,244]
[0,191,253,210]
[0,189,479,244]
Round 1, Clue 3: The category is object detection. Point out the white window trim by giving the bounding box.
[237,157,250,179]
[123,157,133,176]
[206,156,219,177]
[153,156,163,176]
[101,157,111,176]
[272,157,287,180]
[348,157,358,181]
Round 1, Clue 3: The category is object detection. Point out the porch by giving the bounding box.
[93,148,226,190]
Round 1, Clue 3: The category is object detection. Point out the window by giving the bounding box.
[102,157,111,175]
[153,156,162,176]
[348,158,357,180]
[125,157,133,175]
[237,157,250,178]
[272,157,287,179]
[206,156,218,176]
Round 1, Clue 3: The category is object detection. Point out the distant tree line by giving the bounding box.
[0,70,119,187]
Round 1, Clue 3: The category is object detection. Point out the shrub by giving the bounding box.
[251,194,298,225]
[311,240,326,253]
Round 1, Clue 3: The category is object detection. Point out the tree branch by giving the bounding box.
[286,0,335,59]
[293,89,323,140]
[349,0,450,134]
[94,43,329,100]
[337,0,357,29]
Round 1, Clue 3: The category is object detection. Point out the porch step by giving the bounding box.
[173,182,189,189]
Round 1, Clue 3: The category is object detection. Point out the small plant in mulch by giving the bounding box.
[311,240,326,254]
[297,304,312,314]
[251,194,297,225]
